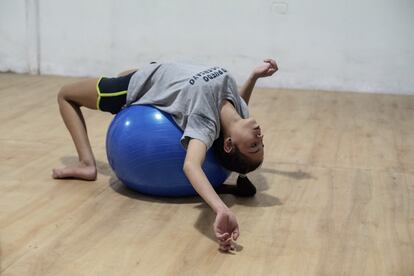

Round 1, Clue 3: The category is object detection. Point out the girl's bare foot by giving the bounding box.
[52,163,97,181]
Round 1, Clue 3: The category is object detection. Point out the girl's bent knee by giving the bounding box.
[58,85,69,98]
[57,85,72,105]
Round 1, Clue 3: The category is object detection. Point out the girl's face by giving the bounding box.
[231,117,264,163]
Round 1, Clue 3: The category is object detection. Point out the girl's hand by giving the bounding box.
[214,209,240,252]
[252,59,278,79]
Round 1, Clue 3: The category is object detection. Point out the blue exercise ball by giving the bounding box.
[106,105,230,197]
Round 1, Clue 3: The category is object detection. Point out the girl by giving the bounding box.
[53,59,278,251]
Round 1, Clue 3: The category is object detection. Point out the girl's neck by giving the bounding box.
[220,100,241,136]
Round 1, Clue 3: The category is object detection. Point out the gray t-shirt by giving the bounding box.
[126,62,249,150]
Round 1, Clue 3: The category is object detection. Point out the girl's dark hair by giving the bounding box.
[212,131,262,174]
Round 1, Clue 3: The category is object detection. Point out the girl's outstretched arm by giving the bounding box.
[183,138,239,252]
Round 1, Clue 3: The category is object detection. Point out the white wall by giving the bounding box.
[1,0,413,94]
[0,0,29,73]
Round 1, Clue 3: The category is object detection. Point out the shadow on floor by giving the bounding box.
[190,166,315,251]
[108,170,282,207]
[108,170,287,253]
[74,157,312,253]
[260,166,315,180]
[191,171,283,252]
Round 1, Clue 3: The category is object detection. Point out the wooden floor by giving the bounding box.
[1,73,413,276]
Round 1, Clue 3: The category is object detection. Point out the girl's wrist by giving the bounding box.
[250,73,259,82]
[214,204,230,214]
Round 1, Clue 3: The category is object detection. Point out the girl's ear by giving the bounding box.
[223,137,233,153]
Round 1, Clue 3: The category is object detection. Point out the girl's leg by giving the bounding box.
[53,79,99,180]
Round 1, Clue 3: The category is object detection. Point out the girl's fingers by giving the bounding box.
[216,232,230,241]
[264,59,278,70]
[219,238,232,248]
[232,230,240,241]
[266,68,277,76]
[220,237,232,245]
[218,235,236,252]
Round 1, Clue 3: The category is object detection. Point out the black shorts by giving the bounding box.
[96,71,136,114]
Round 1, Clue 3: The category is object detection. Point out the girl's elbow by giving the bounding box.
[182,161,193,174]
[182,161,200,175]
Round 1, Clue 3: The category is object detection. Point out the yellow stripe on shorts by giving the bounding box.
[96,77,128,111]
[96,77,103,110]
